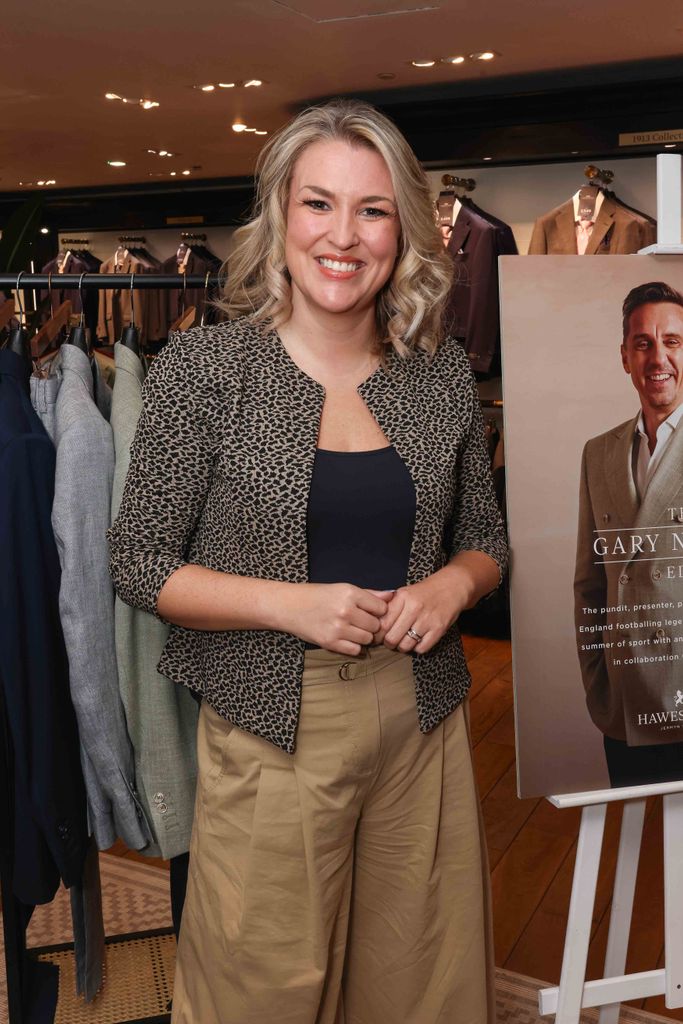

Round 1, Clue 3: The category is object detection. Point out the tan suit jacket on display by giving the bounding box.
[97,254,149,345]
[574,412,683,747]
[528,195,656,254]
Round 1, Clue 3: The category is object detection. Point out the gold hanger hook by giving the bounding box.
[15,271,25,326]
[200,271,211,327]
[78,272,86,327]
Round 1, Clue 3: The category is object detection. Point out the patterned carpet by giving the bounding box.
[0,855,676,1023]
[0,854,172,1024]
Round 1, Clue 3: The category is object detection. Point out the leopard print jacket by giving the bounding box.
[108,319,508,754]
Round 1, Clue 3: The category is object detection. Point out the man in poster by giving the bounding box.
[574,282,683,787]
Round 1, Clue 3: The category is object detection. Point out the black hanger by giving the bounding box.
[8,273,32,381]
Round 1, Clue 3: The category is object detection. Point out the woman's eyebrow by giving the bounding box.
[298,184,395,205]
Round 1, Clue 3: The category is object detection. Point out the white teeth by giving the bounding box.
[650,374,672,381]
[318,257,360,272]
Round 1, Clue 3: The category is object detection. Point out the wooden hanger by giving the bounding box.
[170,306,196,333]
[0,298,15,332]
[31,300,72,359]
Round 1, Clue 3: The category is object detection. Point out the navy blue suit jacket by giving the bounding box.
[0,350,88,905]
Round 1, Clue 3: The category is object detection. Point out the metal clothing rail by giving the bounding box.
[0,274,222,289]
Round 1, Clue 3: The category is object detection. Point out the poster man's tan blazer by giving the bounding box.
[574,412,683,746]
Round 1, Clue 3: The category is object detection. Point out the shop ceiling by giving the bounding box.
[1,0,682,196]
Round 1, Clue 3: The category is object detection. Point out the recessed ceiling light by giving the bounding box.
[377,72,396,80]
[411,59,436,68]
[37,180,45,186]
[254,130,268,135]
[40,227,50,234]
[108,160,126,167]
[201,84,215,92]
[106,92,159,109]
[244,79,262,87]
[170,171,177,176]
[182,169,191,175]
[232,121,247,132]
[218,82,235,88]
[483,156,492,161]
[441,55,465,64]
[665,143,677,148]
[244,127,257,132]
[470,50,498,60]
[46,179,56,185]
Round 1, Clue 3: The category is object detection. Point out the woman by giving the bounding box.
[109,99,507,1024]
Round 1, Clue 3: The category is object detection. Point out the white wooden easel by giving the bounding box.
[539,153,683,1023]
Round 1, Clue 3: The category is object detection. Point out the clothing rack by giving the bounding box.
[180,233,207,241]
[118,235,146,244]
[60,238,91,246]
[0,273,222,289]
[0,267,223,1021]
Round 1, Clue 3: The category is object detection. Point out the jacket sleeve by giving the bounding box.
[573,443,609,699]
[527,217,548,255]
[107,332,221,617]
[465,223,501,375]
[52,411,151,851]
[447,342,508,582]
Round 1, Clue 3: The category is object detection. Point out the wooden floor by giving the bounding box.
[111,633,677,1019]
[463,632,678,1021]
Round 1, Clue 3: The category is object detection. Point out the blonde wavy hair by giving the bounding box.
[219,99,454,360]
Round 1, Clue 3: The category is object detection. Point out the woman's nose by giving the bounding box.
[326,209,358,250]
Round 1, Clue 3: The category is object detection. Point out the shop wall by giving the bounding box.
[426,155,668,255]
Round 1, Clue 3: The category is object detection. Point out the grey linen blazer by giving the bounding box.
[108,319,508,754]
[32,344,152,850]
[111,342,198,859]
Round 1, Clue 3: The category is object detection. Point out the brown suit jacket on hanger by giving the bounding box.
[528,195,657,255]
[97,254,149,346]
[162,251,211,335]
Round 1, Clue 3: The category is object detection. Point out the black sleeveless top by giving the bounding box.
[305,446,416,648]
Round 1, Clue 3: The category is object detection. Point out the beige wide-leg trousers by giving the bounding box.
[171,645,494,1024]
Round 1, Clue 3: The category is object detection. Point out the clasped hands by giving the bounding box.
[296,564,474,657]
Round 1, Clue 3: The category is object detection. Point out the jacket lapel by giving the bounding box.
[604,414,639,525]
[555,202,578,254]
[584,197,616,255]
[447,208,472,255]
[635,417,683,528]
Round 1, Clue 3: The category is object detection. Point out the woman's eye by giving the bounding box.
[303,199,329,211]
[362,207,389,218]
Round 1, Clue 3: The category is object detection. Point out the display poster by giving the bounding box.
[500,255,683,798]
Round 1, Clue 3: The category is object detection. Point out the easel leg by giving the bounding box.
[664,792,683,1008]
[554,803,607,1024]
[598,798,646,1024]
